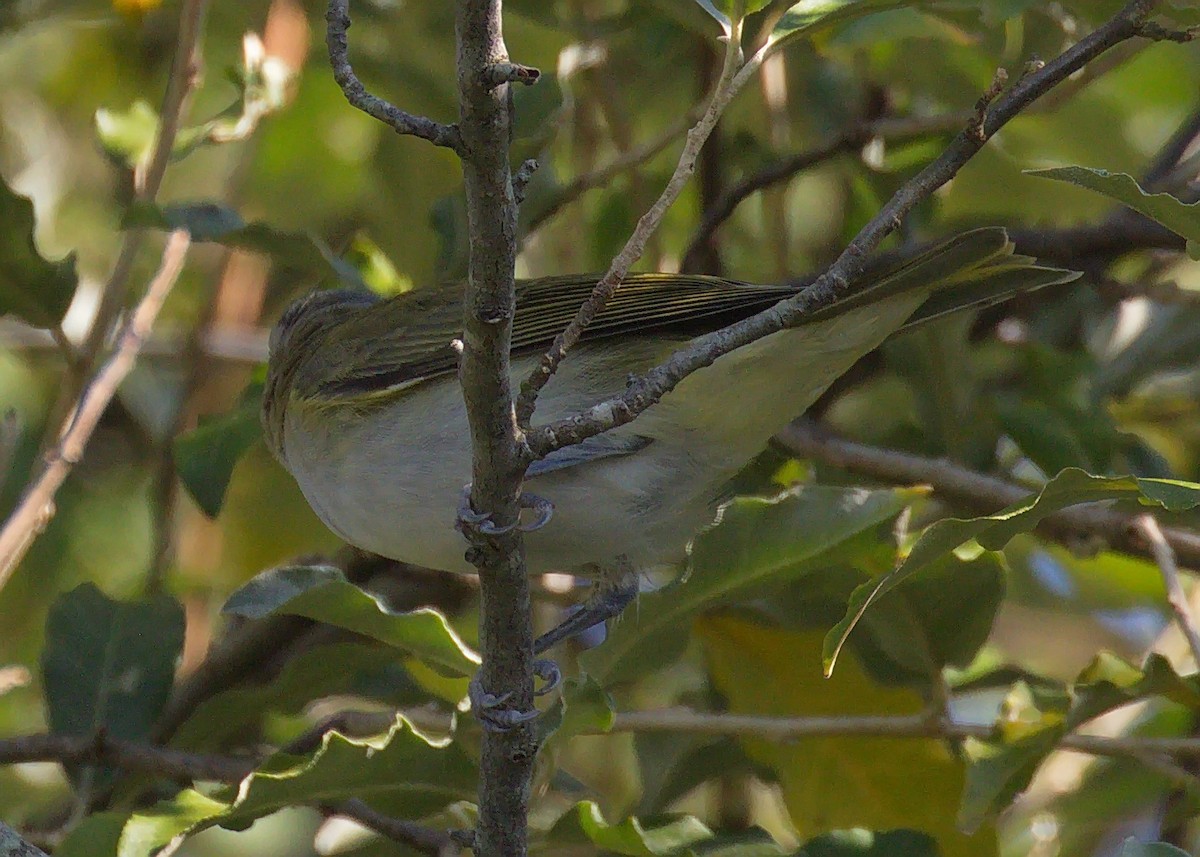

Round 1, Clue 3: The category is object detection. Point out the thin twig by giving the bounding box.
[75,0,209,374]
[515,14,750,428]
[329,798,460,856]
[775,420,1200,568]
[0,730,250,782]
[1137,515,1200,666]
[680,110,971,269]
[607,709,1200,765]
[522,110,700,236]
[682,34,1148,267]
[524,0,1164,458]
[326,0,465,155]
[0,232,191,593]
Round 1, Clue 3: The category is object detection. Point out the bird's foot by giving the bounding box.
[456,485,554,536]
[468,659,561,732]
[534,573,639,655]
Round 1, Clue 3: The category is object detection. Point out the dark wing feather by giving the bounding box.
[310,227,1078,402]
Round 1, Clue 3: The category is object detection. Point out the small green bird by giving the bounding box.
[263,227,1076,650]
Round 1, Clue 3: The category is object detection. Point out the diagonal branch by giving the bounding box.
[326,0,465,155]
[515,15,750,428]
[774,420,1200,568]
[0,232,191,593]
[524,0,1165,459]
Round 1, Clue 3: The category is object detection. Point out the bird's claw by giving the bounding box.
[456,484,554,536]
[469,675,538,732]
[468,660,560,732]
[534,658,562,697]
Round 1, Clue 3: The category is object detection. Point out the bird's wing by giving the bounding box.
[309,227,1078,402]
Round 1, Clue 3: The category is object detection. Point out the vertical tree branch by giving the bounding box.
[453,2,535,855]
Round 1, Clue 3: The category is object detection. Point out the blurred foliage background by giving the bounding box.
[2,0,1200,855]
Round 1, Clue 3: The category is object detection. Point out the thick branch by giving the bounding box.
[0,232,191,593]
[452,2,535,855]
[525,0,1163,458]
[327,0,465,155]
[774,421,1200,568]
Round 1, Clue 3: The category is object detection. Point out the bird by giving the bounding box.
[262,227,1077,660]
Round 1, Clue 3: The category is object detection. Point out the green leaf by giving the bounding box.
[824,469,1200,674]
[95,101,160,168]
[119,717,476,857]
[1117,838,1193,857]
[222,565,480,677]
[546,801,713,856]
[1025,167,1200,250]
[41,585,185,788]
[700,617,994,857]
[170,642,419,751]
[537,674,615,748]
[123,202,367,287]
[581,485,920,684]
[960,653,1200,830]
[174,382,264,518]
[56,812,131,857]
[0,175,78,328]
[769,1,927,48]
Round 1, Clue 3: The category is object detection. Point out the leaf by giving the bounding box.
[580,485,920,684]
[769,1,929,48]
[825,468,1200,674]
[537,674,616,749]
[170,642,421,751]
[1117,838,1192,857]
[0,175,78,328]
[118,717,476,857]
[41,585,185,788]
[123,202,367,286]
[693,0,773,34]
[222,565,480,677]
[1025,168,1200,259]
[95,101,160,168]
[959,653,1200,831]
[546,801,713,856]
[699,617,994,857]
[174,381,264,518]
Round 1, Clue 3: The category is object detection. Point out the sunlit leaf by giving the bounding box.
[825,469,1200,674]
[117,717,477,857]
[581,485,920,684]
[960,653,1200,831]
[1025,168,1200,259]
[223,565,480,677]
[547,800,713,856]
[770,1,929,48]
